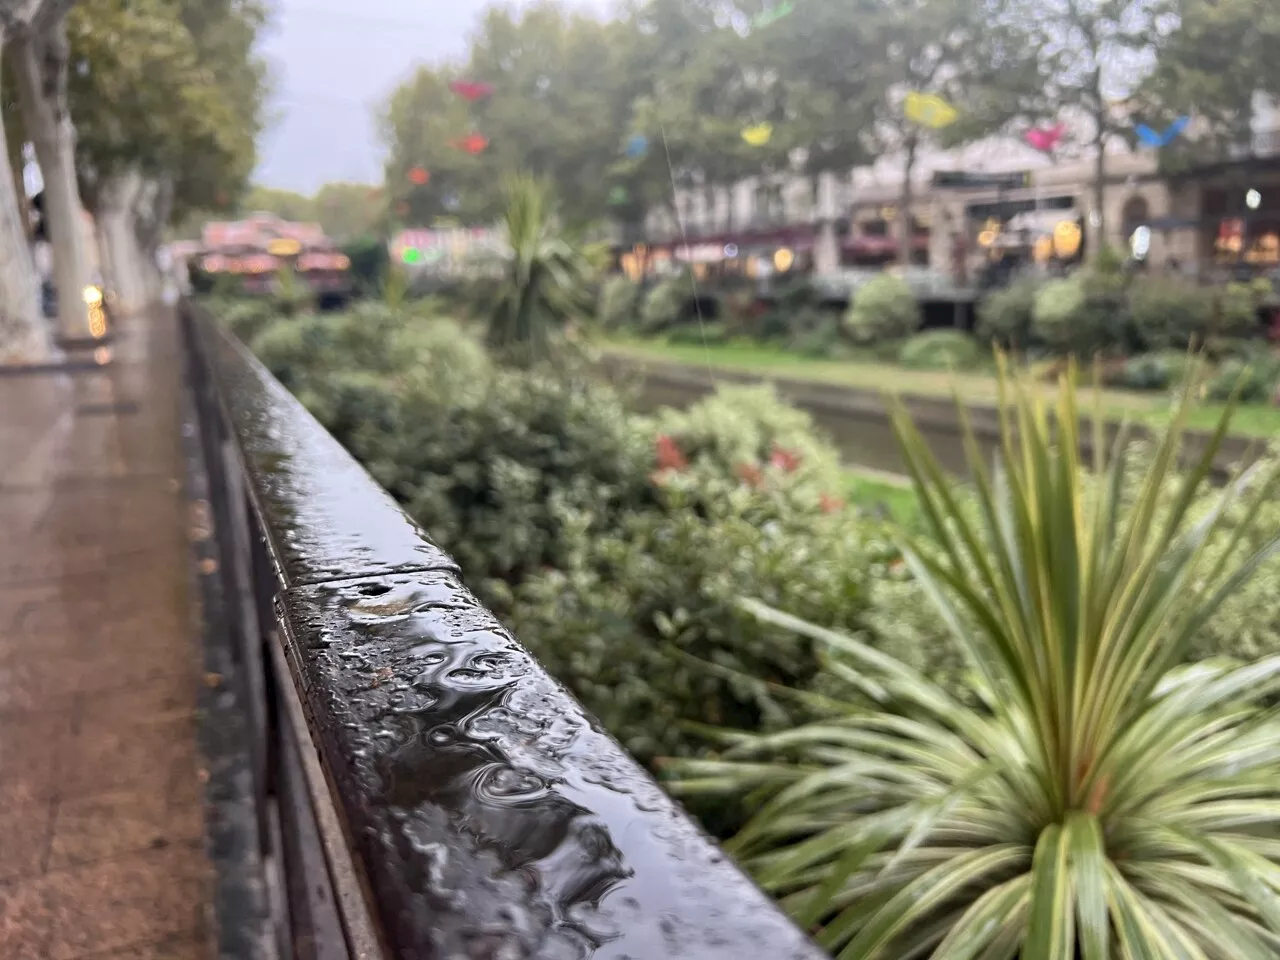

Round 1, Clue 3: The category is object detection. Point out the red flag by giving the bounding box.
[451,133,489,154]
[450,80,494,102]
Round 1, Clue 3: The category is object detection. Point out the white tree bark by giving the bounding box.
[0,42,51,363]
[131,174,171,306]
[96,169,148,314]
[12,17,92,340]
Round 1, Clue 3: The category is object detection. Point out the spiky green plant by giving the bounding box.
[486,174,594,360]
[667,365,1280,960]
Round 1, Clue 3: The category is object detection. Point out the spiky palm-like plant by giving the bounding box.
[486,174,593,360]
[669,367,1280,960]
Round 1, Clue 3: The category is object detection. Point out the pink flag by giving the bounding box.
[1024,123,1065,153]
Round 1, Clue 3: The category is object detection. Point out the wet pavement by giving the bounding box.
[0,312,211,959]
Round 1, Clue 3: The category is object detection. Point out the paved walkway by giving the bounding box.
[0,312,211,959]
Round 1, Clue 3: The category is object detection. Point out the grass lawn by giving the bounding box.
[604,337,1280,439]
[843,468,920,527]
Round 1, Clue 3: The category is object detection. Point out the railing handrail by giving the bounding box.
[184,302,827,960]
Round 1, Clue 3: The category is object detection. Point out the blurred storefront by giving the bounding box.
[618,225,815,284]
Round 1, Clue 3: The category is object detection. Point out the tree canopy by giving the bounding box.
[374,0,1280,234]
[66,0,267,220]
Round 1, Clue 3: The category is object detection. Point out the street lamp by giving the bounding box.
[1247,189,1262,210]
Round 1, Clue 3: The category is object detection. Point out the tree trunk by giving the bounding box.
[1092,126,1107,260]
[0,44,50,363]
[898,134,918,267]
[133,175,171,304]
[97,169,148,313]
[12,18,92,340]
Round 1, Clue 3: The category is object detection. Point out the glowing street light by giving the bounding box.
[1247,189,1262,210]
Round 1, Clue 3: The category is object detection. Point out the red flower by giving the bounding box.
[737,463,764,488]
[770,444,802,473]
[655,435,688,471]
[819,493,845,514]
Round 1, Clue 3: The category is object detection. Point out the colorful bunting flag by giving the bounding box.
[751,0,795,28]
[451,133,489,154]
[1135,116,1189,148]
[625,134,649,159]
[742,123,773,146]
[1023,123,1065,153]
[904,91,958,129]
[449,80,494,102]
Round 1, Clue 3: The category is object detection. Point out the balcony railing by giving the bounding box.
[180,302,825,959]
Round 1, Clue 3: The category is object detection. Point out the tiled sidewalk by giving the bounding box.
[0,312,211,959]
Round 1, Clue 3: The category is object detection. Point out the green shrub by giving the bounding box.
[844,273,920,343]
[1030,275,1086,350]
[1215,281,1261,339]
[342,235,390,298]
[898,329,982,370]
[667,322,728,346]
[1129,275,1215,349]
[508,387,864,766]
[1205,357,1278,403]
[598,274,640,329]
[1031,272,1126,355]
[361,370,650,598]
[786,307,840,357]
[273,265,313,317]
[976,278,1037,347]
[217,298,278,344]
[789,319,840,357]
[510,483,867,769]
[772,276,818,314]
[1107,350,1191,391]
[639,274,692,332]
[250,302,422,392]
[649,384,846,496]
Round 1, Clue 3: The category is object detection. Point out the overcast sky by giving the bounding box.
[253,0,612,193]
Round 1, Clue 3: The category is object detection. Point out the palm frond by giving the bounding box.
[666,360,1280,958]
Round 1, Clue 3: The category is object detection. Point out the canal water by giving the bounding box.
[599,357,1253,485]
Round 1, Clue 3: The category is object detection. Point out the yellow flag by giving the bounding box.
[742,123,773,146]
[904,91,958,129]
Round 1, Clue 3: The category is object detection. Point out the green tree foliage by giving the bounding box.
[1139,0,1280,167]
[856,0,1049,263]
[313,182,384,241]
[380,1,638,227]
[67,0,266,219]
[239,185,316,222]
[667,372,1280,958]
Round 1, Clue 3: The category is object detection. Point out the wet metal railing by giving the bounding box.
[179,303,825,960]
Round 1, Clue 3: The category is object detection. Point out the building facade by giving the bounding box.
[641,107,1280,282]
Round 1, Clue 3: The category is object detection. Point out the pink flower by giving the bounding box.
[655,435,688,471]
[737,463,764,489]
[770,444,802,473]
[819,493,845,514]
